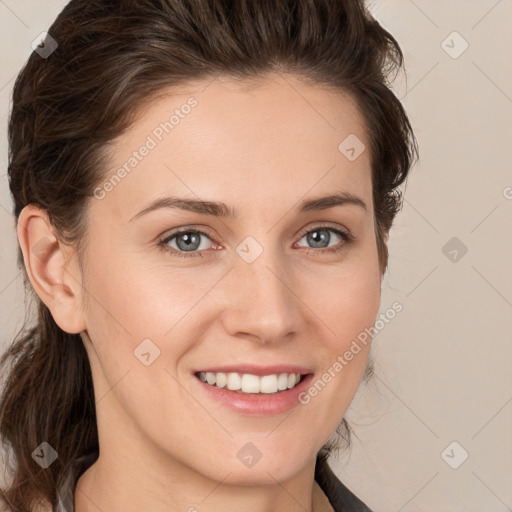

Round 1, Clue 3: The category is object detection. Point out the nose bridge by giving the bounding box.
[224,238,301,342]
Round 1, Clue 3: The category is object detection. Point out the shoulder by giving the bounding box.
[314,455,374,512]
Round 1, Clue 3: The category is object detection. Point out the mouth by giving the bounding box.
[192,366,315,416]
[194,370,308,395]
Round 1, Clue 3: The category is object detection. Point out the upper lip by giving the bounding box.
[194,364,314,377]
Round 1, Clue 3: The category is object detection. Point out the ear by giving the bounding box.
[17,204,87,334]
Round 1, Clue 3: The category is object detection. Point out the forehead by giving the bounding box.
[93,72,373,222]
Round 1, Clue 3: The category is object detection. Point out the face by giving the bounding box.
[76,72,382,485]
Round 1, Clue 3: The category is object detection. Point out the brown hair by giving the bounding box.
[1,0,418,509]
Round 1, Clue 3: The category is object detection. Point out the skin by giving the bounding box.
[18,72,383,512]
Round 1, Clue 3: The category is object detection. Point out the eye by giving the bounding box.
[158,225,353,259]
[295,225,353,254]
[159,229,219,259]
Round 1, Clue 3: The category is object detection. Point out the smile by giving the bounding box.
[195,371,303,394]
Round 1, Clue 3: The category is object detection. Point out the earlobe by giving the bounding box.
[16,205,87,334]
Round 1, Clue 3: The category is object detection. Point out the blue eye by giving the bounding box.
[295,226,352,253]
[159,229,214,258]
[158,225,353,259]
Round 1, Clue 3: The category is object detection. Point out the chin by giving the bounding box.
[202,452,310,486]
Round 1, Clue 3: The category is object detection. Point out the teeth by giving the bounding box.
[215,372,227,388]
[277,373,288,390]
[227,372,242,390]
[241,373,260,393]
[197,371,302,394]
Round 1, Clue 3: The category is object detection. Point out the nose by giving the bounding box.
[219,244,304,345]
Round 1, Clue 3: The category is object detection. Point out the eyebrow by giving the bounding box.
[129,191,368,222]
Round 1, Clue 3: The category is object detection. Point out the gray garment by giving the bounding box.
[53,452,372,512]
[54,452,97,512]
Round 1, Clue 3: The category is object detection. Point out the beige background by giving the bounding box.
[1,1,511,510]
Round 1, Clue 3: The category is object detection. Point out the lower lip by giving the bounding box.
[193,373,314,416]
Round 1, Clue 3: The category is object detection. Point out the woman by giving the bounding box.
[0,0,418,511]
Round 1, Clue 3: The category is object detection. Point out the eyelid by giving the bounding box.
[295,222,353,241]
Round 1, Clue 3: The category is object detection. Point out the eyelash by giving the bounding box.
[158,224,354,259]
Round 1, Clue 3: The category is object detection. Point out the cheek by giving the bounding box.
[83,244,184,336]
[301,251,382,348]
[81,249,225,383]
[80,256,199,432]
[298,250,381,412]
